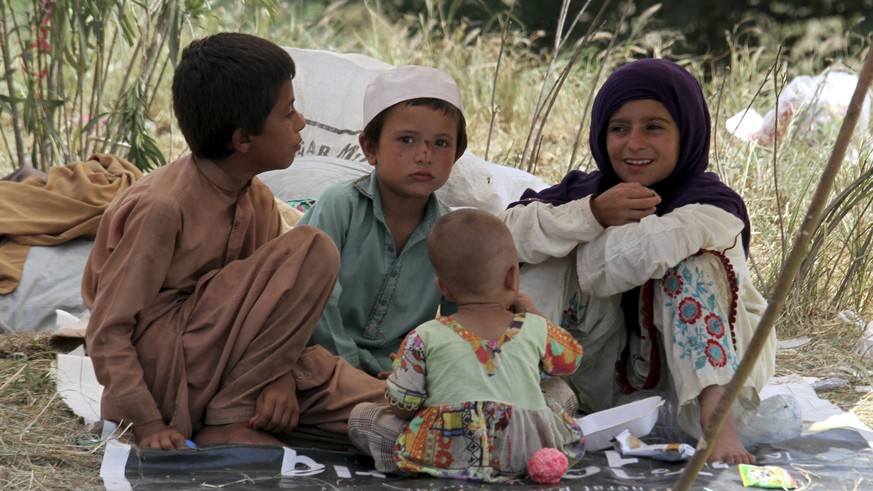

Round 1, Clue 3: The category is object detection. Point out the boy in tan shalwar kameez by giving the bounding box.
[82,32,385,451]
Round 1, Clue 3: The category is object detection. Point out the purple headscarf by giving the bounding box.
[512,58,750,253]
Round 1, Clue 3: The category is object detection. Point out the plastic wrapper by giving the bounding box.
[738,464,798,489]
[612,429,695,462]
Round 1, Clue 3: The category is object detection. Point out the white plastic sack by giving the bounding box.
[727,70,871,145]
[853,314,873,358]
[259,152,549,215]
[276,48,546,215]
[287,48,390,163]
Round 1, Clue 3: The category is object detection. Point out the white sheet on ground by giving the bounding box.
[763,374,873,441]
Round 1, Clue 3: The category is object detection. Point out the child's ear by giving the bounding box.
[231,128,252,154]
[504,263,520,293]
[455,140,467,162]
[434,278,455,301]
[358,133,378,167]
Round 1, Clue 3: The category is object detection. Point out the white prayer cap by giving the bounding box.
[362,65,463,128]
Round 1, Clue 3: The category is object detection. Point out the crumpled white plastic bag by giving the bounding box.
[727,70,871,145]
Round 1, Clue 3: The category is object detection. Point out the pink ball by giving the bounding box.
[527,447,569,484]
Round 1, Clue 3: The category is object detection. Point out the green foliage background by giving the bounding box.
[382,0,873,56]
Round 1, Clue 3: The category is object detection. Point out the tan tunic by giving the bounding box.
[83,154,384,439]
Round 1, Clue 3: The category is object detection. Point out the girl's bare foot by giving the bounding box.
[194,422,284,447]
[705,413,755,464]
[698,385,756,465]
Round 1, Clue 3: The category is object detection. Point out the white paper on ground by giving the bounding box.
[52,309,103,427]
[281,447,327,476]
[56,349,103,427]
[762,375,844,421]
[763,374,873,445]
[100,439,132,491]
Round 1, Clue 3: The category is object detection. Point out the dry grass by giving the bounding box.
[0,332,103,490]
[774,315,873,425]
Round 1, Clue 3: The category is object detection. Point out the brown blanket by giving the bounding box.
[0,154,142,294]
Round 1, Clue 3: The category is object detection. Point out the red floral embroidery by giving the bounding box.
[705,339,728,367]
[695,249,739,355]
[437,434,451,450]
[704,313,725,338]
[677,297,702,324]
[662,271,684,297]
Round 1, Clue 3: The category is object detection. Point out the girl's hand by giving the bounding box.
[135,420,188,451]
[249,371,299,434]
[511,292,543,317]
[590,182,661,227]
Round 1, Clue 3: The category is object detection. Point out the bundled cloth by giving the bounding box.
[0,154,142,294]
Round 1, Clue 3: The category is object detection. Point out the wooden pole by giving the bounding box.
[674,39,873,490]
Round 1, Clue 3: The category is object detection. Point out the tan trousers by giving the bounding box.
[287,345,386,446]
[133,227,382,440]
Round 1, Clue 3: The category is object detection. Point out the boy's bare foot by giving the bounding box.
[698,385,756,465]
[194,422,284,447]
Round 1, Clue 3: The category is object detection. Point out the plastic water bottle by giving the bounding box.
[739,394,802,447]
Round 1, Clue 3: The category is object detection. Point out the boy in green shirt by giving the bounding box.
[298,65,467,376]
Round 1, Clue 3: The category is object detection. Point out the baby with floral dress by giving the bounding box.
[351,208,585,483]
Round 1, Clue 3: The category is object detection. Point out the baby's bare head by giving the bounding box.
[428,208,517,298]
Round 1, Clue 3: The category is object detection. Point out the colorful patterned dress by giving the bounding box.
[385,313,585,482]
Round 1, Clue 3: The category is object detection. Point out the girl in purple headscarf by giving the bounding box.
[500,59,777,465]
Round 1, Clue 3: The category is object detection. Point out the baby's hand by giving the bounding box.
[590,182,660,227]
[377,353,398,379]
[510,292,543,317]
[249,371,299,434]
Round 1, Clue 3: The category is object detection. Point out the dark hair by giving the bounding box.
[172,32,296,160]
[361,98,467,160]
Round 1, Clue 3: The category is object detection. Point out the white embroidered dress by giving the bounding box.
[500,196,776,439]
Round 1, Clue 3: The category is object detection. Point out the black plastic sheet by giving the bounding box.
[110,427,872,490]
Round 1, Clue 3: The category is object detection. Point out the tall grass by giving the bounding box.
[711,31,873,332]
[1,2,871,330]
